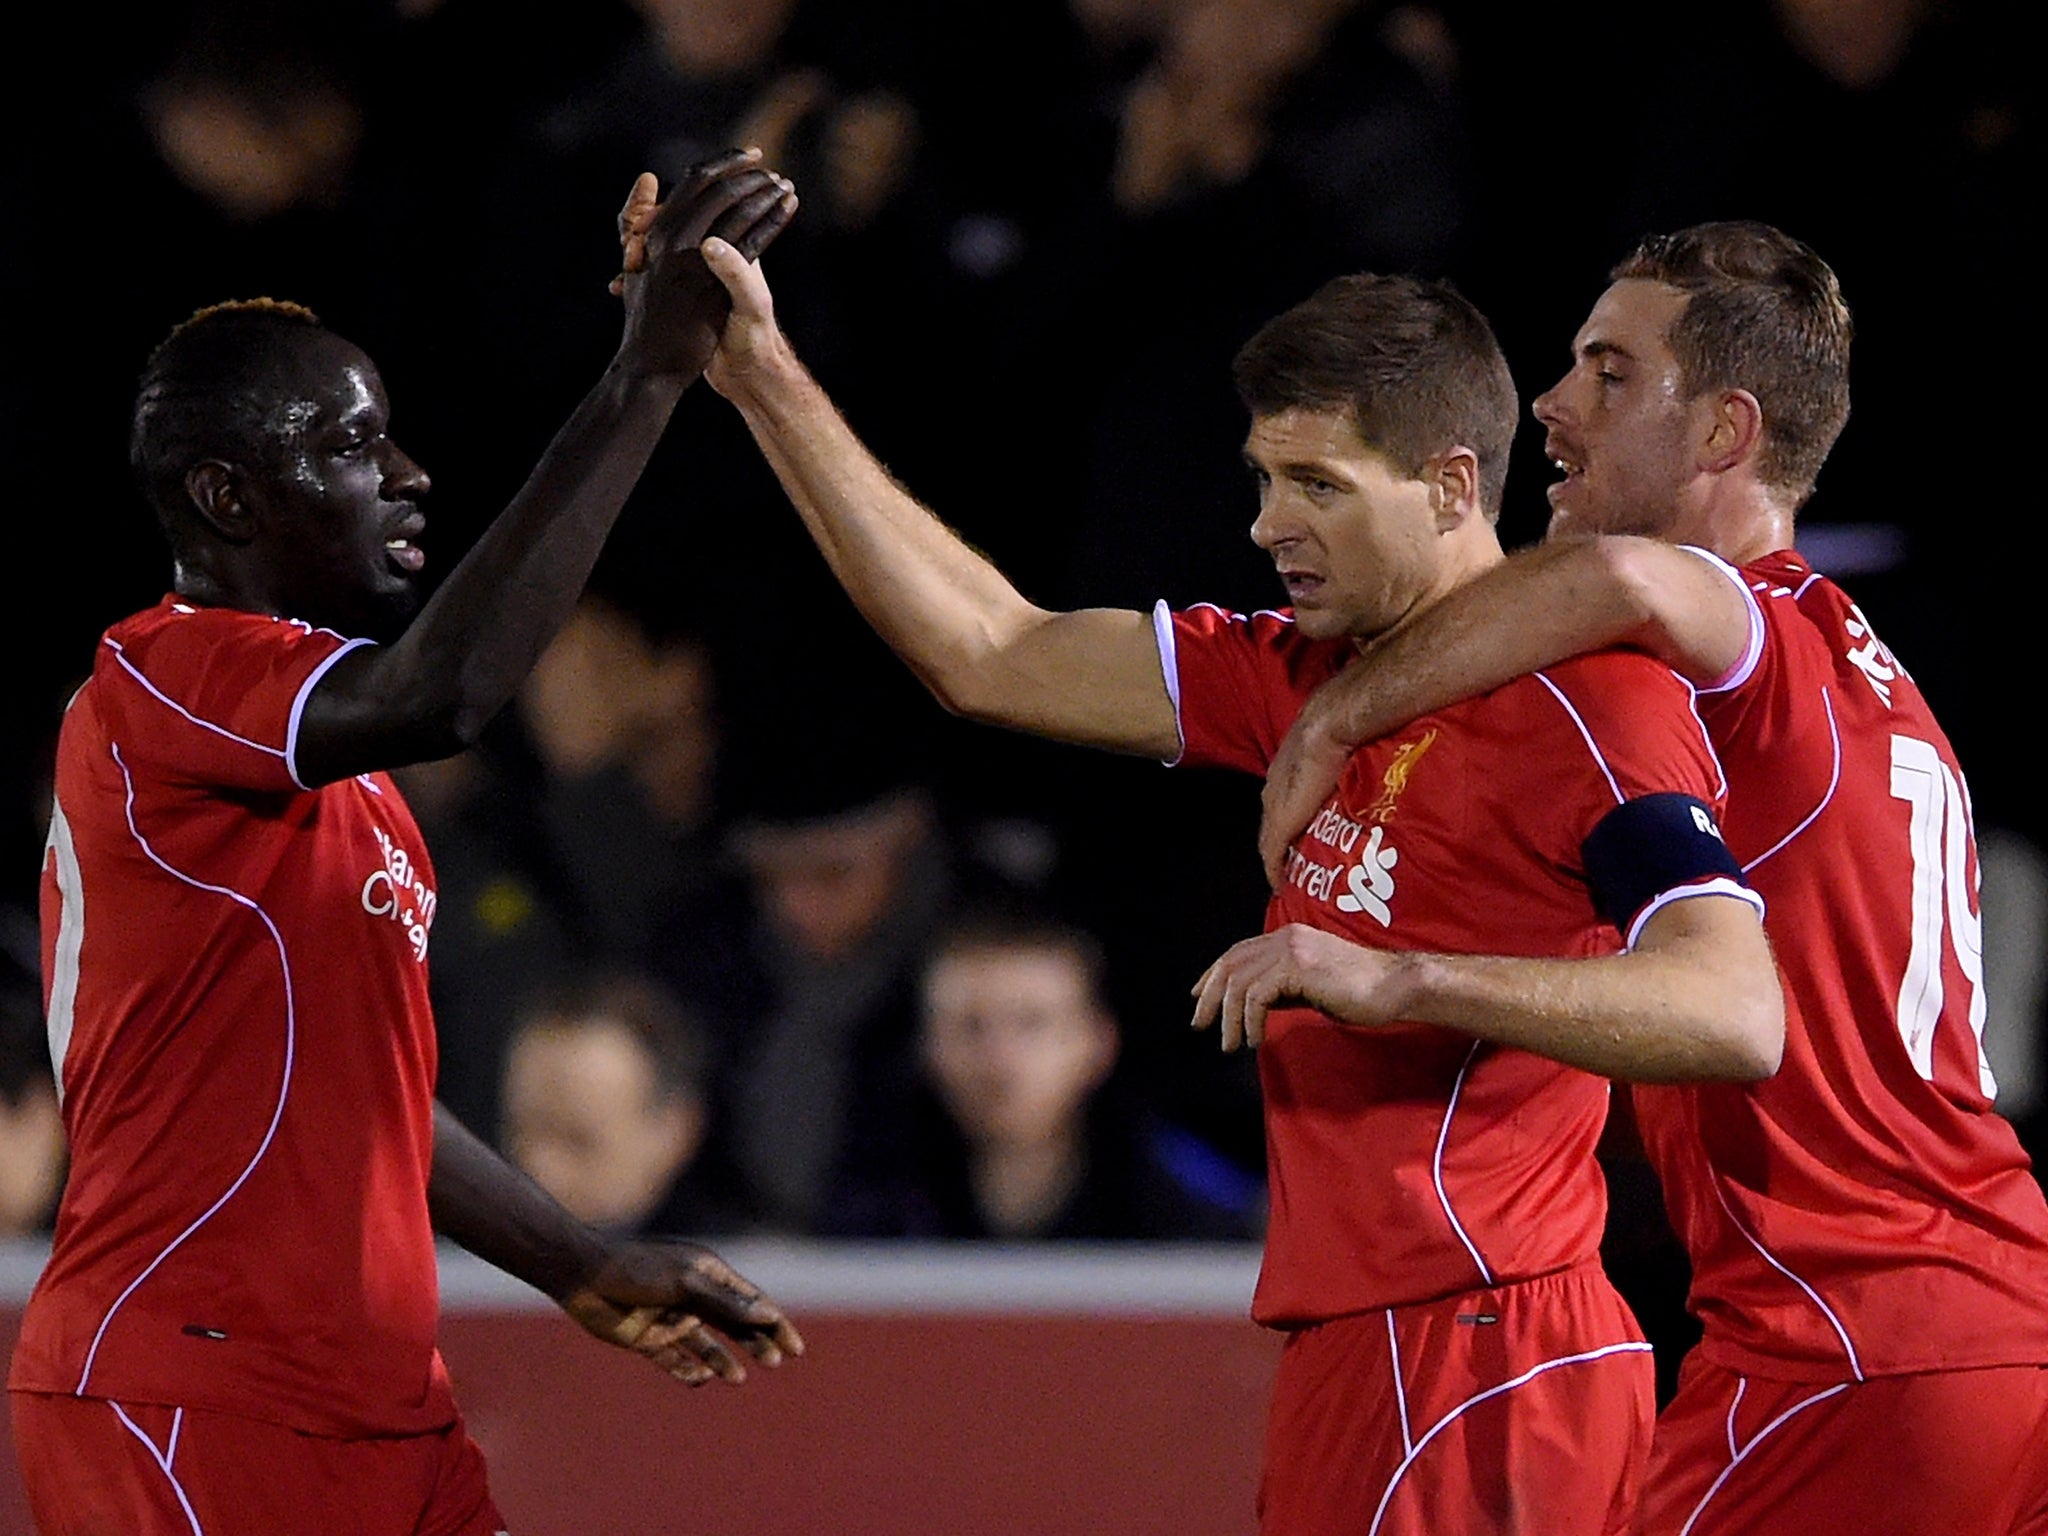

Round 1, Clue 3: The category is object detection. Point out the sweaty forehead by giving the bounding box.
[1576,280,1688,359]
[258,332,384,440]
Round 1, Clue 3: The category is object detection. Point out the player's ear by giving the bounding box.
[1701,389,1765,476]
[184,461,259,545]
[1427,447,1483,531]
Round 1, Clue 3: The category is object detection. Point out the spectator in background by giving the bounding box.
[516,594,729,964]
[500,970,756,1239]
[831,903,1262,1241]
[704,729,956,1235]
[395,592,737,1142]
[1,989,65,1240]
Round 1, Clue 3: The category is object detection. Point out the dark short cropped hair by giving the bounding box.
[1610,222,1852,507]
[1231,272,1520,519]
[128,298,326,535]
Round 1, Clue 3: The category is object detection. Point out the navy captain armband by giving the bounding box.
[1582,793,1750,943]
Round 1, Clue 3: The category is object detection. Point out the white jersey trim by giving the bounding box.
[42,798,84,1108]
[111,1402,204,1535]
[1708,1175,1864,1380]
[1385,1310,1414,1456]
[107,638,290,764]
[1433,1041,1494,1286]
[1678,1379,1851,1536]
[1678,674,1730,802]
[1625,878,1766,950]
[1532,672,1624,805]
[1678,545,1768,695]
[77,741,299,1397]
[284,637,373,790]
[1151,600,1187,766]
[1740,687,1842,876]
[1367,1339,1655,1536]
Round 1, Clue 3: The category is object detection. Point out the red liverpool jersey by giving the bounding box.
[1630,550,2048,1380]
[1162,602,1750,1326]
[11,597,456,1437]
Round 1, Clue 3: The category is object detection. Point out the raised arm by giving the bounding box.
[428,1102,803,1386]
[1190,894,1784,1083]
[690,231,1181,759]
[293,155,798,786]
[1258,535,1757,885]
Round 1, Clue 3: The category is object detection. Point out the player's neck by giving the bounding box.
[1670,486,1795,567]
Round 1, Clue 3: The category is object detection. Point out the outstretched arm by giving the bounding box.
[1258,536,1757,885]
[684,229,1180,758]
[294,155,799,786]
[1190,895,1783,1082]
[428,1102,803,1386]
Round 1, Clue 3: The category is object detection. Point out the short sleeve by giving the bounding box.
[1677,544,1767,695]
[1161,602,1351,776]
[97,605,370,793]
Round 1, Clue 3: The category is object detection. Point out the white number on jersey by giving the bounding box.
[1889,734,1995,1095]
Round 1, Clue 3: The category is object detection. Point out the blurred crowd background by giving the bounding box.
[0,0,2036,1394]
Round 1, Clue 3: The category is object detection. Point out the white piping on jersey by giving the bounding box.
[1791,571,1825,601]
[77,741,298,1398]
[1532,672,1624,805]
[106,638,289,763]
[283,638,374,790]
[111,1402,205,1536]
[1625,878,1765,950]
[1677,676,1730,801]
[1707,1175,1864,1380]
[1385,1310,1414,1456]
[1366,1338,1655,1536]
[1739,687,1841,876]
[43,799,83,1108]
[1677,1378,1851,1536]
[1151,600,1187,767]
[1724,1377,1745,1459]
[1677,546,1767,696]
[1433,1041,1494,1286]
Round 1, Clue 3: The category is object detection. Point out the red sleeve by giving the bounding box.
[1160,601,1353,776]
[1523,650,1731,849]
[96,604,371,793]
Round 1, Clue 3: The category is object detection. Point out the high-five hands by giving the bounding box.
[1190,923,1416,1051]
[610,149,798,382]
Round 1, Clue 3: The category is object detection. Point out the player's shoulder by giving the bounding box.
[1171,601,1354,677]
[1176,601,1304,647]
[1513,647,1695,722]
[104,599,346,673]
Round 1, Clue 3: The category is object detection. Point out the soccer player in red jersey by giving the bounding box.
[1250,222,2048,1534]
[10,154,806,1536]
[651,197,1789,1533]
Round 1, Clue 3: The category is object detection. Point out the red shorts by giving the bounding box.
[1258,1261,1655,1536]
[1635,1354,2048,1536]
[10,1391,507,1536]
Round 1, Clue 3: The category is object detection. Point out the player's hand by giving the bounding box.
[607,170,662,297]
[698,226,791,398]
[1259,689,1358,892]
[1190,924,1414,1051]
[614,150,799,382]
[560,1239,805,1388]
